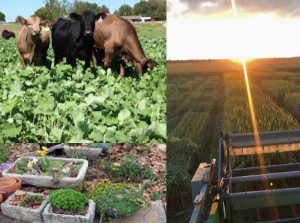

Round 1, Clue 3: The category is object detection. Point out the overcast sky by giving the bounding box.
[1,0,137,23]
[168,0,300,60]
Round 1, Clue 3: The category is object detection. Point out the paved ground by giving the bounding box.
[0,200,166,223]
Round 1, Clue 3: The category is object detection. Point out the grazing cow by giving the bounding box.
[51,10,106,70]
[2,30,16,40]
[92,14,154,78]
[17,15,52,69]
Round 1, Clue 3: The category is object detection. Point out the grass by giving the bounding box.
[133,23,166,37]
[0,22,166,38]
[0,23,23,35]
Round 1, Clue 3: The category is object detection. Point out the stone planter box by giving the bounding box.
[2,157,88,188]
[1,192,48,223]
[63,145,103,160]
[42,199,95,223]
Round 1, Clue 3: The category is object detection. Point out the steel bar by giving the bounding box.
[189,184,208,223]
[251,216,300,223]
[232,163,300,177]
[228,187,300,210]
[227,129,300,145]
[218,136,222,186]
[224,170,300,184]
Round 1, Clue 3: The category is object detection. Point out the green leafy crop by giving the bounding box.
[49,189,88,211]
[0,36,166,143]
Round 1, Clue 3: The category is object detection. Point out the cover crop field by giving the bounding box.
[0,36,166,143]
[167,59,300,222]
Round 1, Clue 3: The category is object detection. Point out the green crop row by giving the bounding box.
[223,72,300,134]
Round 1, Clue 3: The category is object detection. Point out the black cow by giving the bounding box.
[52,10,106,70]
[2,30,16,40]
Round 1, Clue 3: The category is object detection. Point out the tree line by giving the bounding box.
[33,0,109,22]
[0,0,166,23]
[114,0,166,21]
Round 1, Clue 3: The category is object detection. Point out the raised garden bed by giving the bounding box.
[2,157,88,188]
[1,191,48,223]
[63,145,103,160]
[42,199,95,223]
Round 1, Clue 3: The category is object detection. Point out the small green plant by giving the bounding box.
[0,144,10,165]
[15,170,25,175]
[15,158,30,168]
[87,181,149,219]
[144,182,154,189]
[49,189,88,211]
[103,159,153,181]
[151,191,165,201]
[20,195,44,207]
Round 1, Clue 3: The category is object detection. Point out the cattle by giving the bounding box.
[51,10,106,70]
[2,30,16,40]
[17,15,52,69]
[92,14,154,78]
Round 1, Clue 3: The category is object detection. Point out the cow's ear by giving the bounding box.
[41,20,53,27]
[17,16,27,26]
[69,13,81,21]
[95,13,106,20]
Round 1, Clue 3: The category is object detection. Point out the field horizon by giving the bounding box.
[167,57,300,74]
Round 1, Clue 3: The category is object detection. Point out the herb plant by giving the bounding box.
[49,189,89,211]
[87,181,148,218]
[103,159,153,180]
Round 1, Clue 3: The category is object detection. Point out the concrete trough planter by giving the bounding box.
[63,145,103,160]
[2,157,88,188]
[42,199,95,223]
[1,192,48,223]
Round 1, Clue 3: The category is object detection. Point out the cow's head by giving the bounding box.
[69,10,106,37]
[17,15,52,37]
[141,58,154,73]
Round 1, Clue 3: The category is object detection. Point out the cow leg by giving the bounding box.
[54,51,60,65]
[92,48,97,68]
[104,48,114,70]
[119,59,126,78]
[18,53,27,70]
[42,54,47,65]
[134,62,143,75]
[69,54,77,68]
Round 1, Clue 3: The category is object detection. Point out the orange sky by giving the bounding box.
[167,0,300,60]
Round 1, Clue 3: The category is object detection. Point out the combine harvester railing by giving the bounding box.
[190,129,300,223]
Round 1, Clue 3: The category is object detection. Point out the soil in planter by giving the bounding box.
[5,195,45,209]
[51,203,89,216]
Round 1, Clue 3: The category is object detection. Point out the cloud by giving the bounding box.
[171,0,300,19]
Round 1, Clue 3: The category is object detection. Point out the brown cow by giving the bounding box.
[92,14,154,78]
[17,15,52,69]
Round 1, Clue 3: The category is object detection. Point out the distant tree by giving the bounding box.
[43,0,58,22]
[132,1,148,16]
[15,15,22,23]
[118,4,132,16]
[60,0,71,17]
[99,5,110,13]
[0,11,5,22]
[70,0,88,14]
[85,2,100,13]
[35,7,48,20]
[113,10,118,15]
